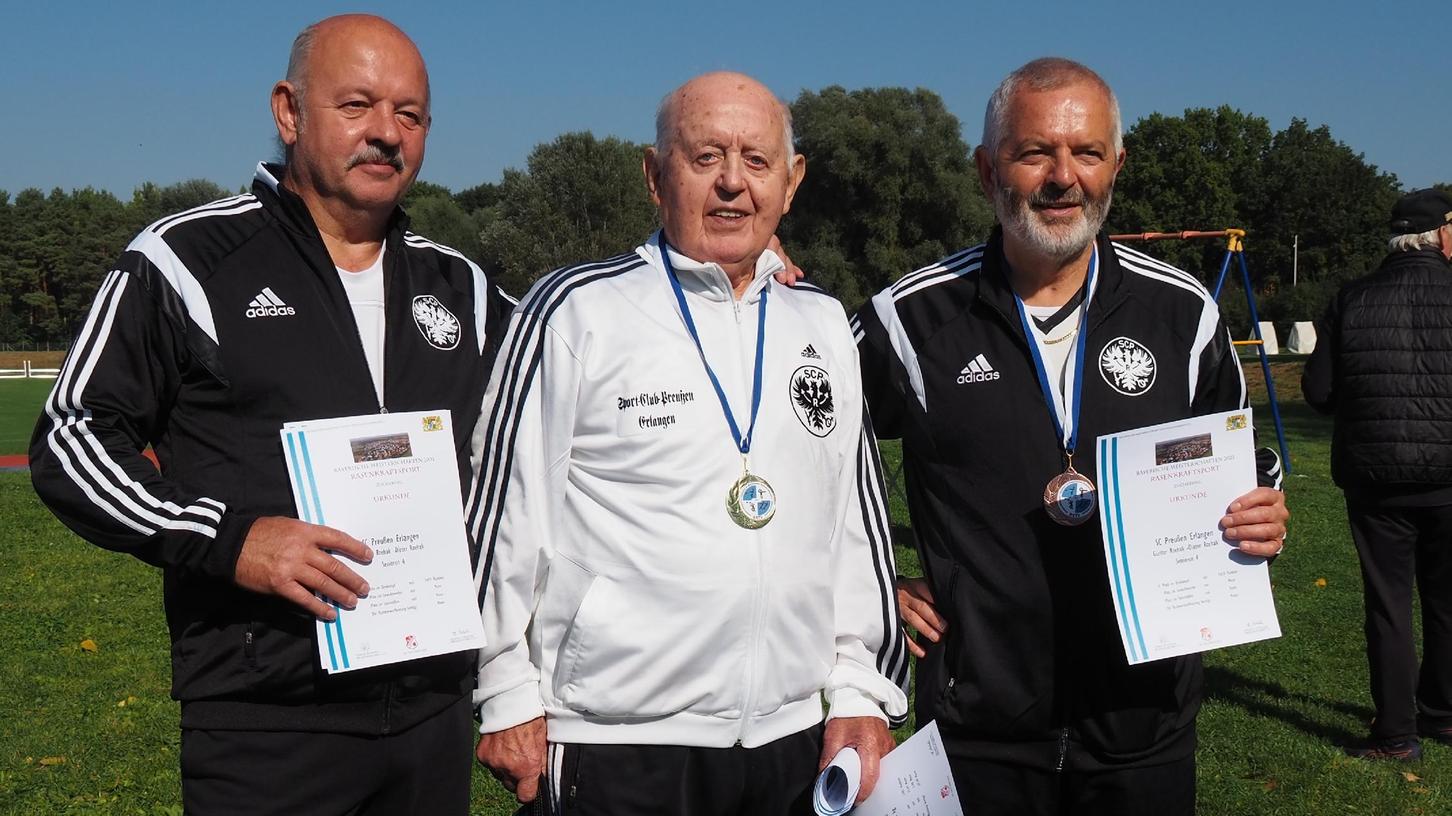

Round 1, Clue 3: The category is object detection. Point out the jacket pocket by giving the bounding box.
[550,567,752,718]
[752,576,834,715]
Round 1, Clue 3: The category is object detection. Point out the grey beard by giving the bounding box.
[994,185,1112,263]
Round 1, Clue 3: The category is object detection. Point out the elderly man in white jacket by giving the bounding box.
[468,71,910,814]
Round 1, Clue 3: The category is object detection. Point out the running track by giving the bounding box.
[0,450,158,471]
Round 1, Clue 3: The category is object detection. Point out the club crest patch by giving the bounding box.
[1099,336,1156,396]
[790,365,837,436]
[412,295,461,350]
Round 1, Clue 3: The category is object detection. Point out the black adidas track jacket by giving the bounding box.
[30,163,514,734]
[855,228,1282,770]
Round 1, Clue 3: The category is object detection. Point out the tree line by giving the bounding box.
[2,86,1445,345]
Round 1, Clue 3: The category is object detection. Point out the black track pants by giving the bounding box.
[180,695,473,815]
[543,724,823,816]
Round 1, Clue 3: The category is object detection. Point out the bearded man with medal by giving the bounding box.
[470,72,910,814]
[853,59,1289,815]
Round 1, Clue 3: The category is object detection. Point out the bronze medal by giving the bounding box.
[1043,465,1097,526]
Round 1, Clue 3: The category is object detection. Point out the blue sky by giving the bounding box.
[4,1,1448,201]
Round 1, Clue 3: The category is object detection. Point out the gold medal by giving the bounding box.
[1043,464,1096,526]
[726,471,776,529]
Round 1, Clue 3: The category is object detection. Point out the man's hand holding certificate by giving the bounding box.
[1096,408,1282,664]
[280,410,485,673]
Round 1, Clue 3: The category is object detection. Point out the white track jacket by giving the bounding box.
[468,234,910,748]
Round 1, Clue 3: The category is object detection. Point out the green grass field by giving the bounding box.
[0,379,53,456]
[3,367,1449,815]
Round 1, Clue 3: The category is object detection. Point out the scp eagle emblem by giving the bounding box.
[1098,336,1156,395]
[412,295,461,350]
[790,365,837,437]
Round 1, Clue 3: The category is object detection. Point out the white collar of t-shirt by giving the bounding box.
[338,248,387,406]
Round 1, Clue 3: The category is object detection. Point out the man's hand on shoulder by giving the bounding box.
[897,576,946,658]
[233,516,372,619]
[820,715,895,804]
[1221,486,1289,558]
[769,235,806,286]
[476,716,547,804]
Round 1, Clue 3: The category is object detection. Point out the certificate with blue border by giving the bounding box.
[280,410,485,673]
[1096,408,1281,665]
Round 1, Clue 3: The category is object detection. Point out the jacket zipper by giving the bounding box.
[724,275,768,745]
[1055,727,1069,773]
[938,564,962,706]
[381,682,394,735]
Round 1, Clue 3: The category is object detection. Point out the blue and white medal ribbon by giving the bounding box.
[663,249,776,528]
[1011,245,1100,525]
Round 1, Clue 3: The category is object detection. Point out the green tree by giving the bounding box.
[1112,111,1400,330]
[1247,118,1399,297]
[404,180,453,204]
[455,181,502,213]
[477,131,658,295]
[0,190,23,342]
[7,189,64,341]
[1112,107,1273,276]
[127,179,231,231]
[781,86,992,307]
[405,187,487,262]
[58,188,131,339]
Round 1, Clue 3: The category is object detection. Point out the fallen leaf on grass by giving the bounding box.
[1262,778,1279,792]
[79,639,98,652]
[38,756,65,766]
[1314,578,1327,588]
[116,695,139,707]
[1404,771,1422,783]
[1413,786,1430,795]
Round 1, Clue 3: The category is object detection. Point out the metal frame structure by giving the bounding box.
[1110,228,1292,473]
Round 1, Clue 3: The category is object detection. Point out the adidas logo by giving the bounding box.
[956,353,1000,384]
[245,287,296,318]
[801,344,821,359]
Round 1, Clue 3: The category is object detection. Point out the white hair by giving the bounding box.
[285,23,321,117]
[1388,225,1447,252]
[981,57,1122,156]
[652,77,795,168]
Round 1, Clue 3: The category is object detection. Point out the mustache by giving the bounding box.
[1027,185,1085,208]
[345,145,405,173]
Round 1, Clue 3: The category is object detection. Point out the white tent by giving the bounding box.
[1287,322,1317,354]
[1249,322,1279,355]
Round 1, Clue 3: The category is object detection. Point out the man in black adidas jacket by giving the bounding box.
[1303,188,1452,761]
[854,58,1288,815]
[29,15,513,814]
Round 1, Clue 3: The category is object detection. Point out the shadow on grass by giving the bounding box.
[1204,664,1372,746]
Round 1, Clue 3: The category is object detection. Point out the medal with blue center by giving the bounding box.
[1012,245,1100,526]
[664,248,776,529]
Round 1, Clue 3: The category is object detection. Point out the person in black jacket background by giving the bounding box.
[1303,187,1452,762]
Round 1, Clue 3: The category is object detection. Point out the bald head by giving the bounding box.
[653,72,794,169]
[642,71,805,287]
[271,13,432,226]
[285,14,431,125]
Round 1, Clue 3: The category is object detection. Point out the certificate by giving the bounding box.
[1095,408,1281,665]
[813,721,963,816]
[280,410,485,673]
